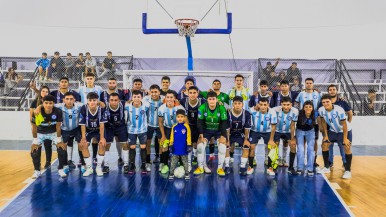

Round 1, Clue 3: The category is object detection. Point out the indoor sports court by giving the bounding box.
[1,1,386,217]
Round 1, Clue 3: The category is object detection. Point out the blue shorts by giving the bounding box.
[203,130,221,142]
[327,130,352,144]
[164,127,172,140]
[249,131,271,145]
[106,125,128,143]
[230,134,244,146]
[62,127,81,143]
[86,131,102,143]
[147,126,162,140]
[128,132,147,145]
[274,132,291,143]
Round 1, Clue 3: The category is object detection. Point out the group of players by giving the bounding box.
[30,72,353,180]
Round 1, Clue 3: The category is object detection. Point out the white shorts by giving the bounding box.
[37,133,58,145]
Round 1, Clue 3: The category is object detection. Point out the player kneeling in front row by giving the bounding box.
[226,96,252,175]
[105,93,128,174]
[125,90,150,174]
[31,95,67,178]
[318,94,353,179]
[79,92,108,177]
[272,97,298,170]
[168,110,192,180]
[249,98,278,176]
[195,91,228,176]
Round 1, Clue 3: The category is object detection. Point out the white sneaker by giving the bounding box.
[317,167,331,174]
[81,165,86,174]
[267,168,275,176]
[282,158,289,167]
[159,163,164,172]
[342,171,352,179]
[230,157,234,163]
[204,166,212,174]
[32,170,41,179]
[82,167,94,177]
[63,165,69,174]
[96,167,103,176]
[247,167,254,175]
[58,169,67,178]
[188,164,192,173]
[278,157,283,167]
[146,163,151,172]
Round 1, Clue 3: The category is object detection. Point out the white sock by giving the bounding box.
[116,142,122,158]
[265,146,268,159]
[122,150,129,166]
[188,152,192,165]
[97,154,104,168]
[241,157,248,168]
[104,151,110,166]
[225,157,230,167]
[198,152,205,168]
[85,157,92,168]
[278,144,283,159]
[193,148,197,157]
[283,146,288,160]
[67,146,73,161]
[217,144,226,169]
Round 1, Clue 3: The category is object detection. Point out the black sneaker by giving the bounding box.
[128,164,136,175]
[296,170,303,175]
[93,158,97,165]
[118,158,124,166]
[185,174,190,180]
[169,175,174,180]
[329,161,334,168]
[123,165,129,173]
[141,164,147,174]
[307,170,314,177]
[240,167,247,176]
[313,162,319,168]
[68,160,76,169]
[287,168,297,175]
[103,166,110,173]
[44,161,51,169]
[224,167,231,174]
[153,156,160,164]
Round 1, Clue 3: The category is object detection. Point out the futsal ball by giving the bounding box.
[174,166,185,178]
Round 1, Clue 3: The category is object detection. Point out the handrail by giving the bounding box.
[17,66,38,111]
[338,61,363,115]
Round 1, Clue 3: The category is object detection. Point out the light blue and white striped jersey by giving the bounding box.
[125,101,150,134]
[55,102,83,131]
[157,104,185,128]
[295,90,321,110]
[143,95,165,127]
[78,85,103,104]
[273,106,299,133]
[227,88,253,110]
[250,108,277,133]
[318,105,351,133]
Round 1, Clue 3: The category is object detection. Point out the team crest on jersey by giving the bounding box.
[182,129,186,134]
[313,95,318,99]
[332,114,337,119]
[141,110,145,114]
[204,113,207,117]
[265,116,270,121]
[52,115,57,120]
[217,113,220,117]
[287,116,292,121]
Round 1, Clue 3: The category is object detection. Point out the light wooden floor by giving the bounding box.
[318,156,386,217]
[0,150,57,208]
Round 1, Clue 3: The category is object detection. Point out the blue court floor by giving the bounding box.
[0,141,357,217]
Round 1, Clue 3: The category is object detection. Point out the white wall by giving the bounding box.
[0,0,386,59]
[0,111,384,146]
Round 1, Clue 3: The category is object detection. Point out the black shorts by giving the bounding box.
[62,127,81,144]
[328,130,352,144]
[164,127,172,140]
[249,131,270,145]
[189,124,199,144]
[274,132,291,143]
[86,131,102,143]
[105,125,128,143]
[230,135,244,147]
[128,132,147,145]
[203,130,221,142]
[314,125,319,139]
[147,126,162,140]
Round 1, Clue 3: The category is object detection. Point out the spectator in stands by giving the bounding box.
[35,52,50,81]
[378,103,386,115]
[98,51,116,79]
[47,51,65,81]
[363,89,376,115]
[4,68,23,96]
[262,58,280,80]
[290,77,302,92]
[278,71,286,82]
[0,70,5,97]
[85,52,97,75]
[64,53,75,79]
[74,53,86,81]
[286,62,302,84]
[267,70,280,91]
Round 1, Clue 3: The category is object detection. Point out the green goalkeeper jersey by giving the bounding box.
[198,103,228,131]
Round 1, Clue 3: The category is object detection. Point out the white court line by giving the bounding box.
[322,173,355,217]
[0,159,59,213]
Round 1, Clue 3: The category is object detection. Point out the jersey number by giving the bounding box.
[136,115,139,120]
[114,116,118,121]
[69,115,72,119]
[91,122,97,127]
[191,113,195,118]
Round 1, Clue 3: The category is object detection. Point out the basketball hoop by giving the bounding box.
[175,19,199,37]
